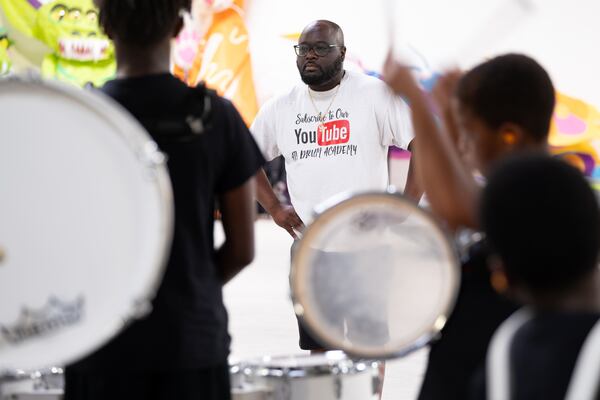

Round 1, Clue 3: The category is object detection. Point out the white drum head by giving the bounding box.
[291,192,459,359]
[0,77,173,372]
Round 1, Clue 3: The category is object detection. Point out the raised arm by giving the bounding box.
[402,139,424,202]
[383,55,479,230]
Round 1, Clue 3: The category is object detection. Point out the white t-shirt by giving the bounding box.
[251,70,414,224]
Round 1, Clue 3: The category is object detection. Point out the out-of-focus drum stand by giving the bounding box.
[0,368,63,400]
[232,190,461,399]
[0,75,174,400]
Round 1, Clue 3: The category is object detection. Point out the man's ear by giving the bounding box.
[340,45,346,62]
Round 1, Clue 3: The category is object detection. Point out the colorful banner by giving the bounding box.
[173,0,259,126]
[549,92,600,178]
[0,26,12,75]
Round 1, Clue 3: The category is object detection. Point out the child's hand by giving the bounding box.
[432,70,462,116]
[432,70,463,149]
[382,50,421,99]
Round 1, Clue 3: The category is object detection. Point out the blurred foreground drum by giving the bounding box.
[231,352,379,400]
[291,191,460,359]
[0,76,173,379]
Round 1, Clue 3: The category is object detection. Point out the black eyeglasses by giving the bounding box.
[294,44,343,57]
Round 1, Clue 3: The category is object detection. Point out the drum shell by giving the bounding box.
[231,353,379,400]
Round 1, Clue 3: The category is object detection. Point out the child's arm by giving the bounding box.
[383,55,479,230]
[217,177,257,284]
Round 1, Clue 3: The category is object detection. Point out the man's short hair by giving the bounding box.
[97,0,191,46]
[481,153,600,293]
[311,20,344,46]
[457,54,555,142]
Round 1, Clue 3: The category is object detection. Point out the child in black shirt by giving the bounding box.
[382,53,556,399]
[475,154,600,400]
[65,1,265,399]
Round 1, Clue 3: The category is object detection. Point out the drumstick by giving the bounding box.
[382,0,536,68]
[383,0,398,58]
[453,0,536,65]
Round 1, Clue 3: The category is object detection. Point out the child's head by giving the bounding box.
[94,0,191,47]
[481,154,599,302]
[455,54,555,175]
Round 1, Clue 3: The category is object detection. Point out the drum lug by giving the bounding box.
[5,71,39,84]
[130,299,153,320]
[141,141,167,168]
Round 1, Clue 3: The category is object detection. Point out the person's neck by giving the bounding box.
[526,270,600,313]
[114,38,172,79]
[308,70,345,92]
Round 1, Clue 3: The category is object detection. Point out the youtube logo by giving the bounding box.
[318,120,350,146]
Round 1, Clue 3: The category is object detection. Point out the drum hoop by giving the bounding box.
[239,352,379,379]
[291,191,460,359]
[0,75,174,372]
[0,367,63,383]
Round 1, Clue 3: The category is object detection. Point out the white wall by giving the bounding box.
[245,0,600,106]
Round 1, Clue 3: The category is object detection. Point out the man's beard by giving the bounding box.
[300,57,343,86]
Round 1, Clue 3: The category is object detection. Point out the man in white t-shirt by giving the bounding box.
[252,20,418,237]
[251,20,419,352]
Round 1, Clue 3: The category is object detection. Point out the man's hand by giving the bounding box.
[255,169,305,239]
[270,204,305,239]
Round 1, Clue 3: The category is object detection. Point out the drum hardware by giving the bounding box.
[0,247,5,264]
[0,367,64,400]
[129,298,153,321]
[141,141,167,169]
[231,353,380,400]
[333,375,341,399]
[455,228,486,261]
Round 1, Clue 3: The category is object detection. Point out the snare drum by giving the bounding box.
[291,191,460,359]
[0,76,173,373]
[232,352,379,400]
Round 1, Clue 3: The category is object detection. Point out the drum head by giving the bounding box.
[291,192,459,359]
[0,77,173,371]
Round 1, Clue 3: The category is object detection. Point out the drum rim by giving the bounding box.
[0,75,174,372]
[290,190,461,359]
[0,367,63,383]
[237,351,379,379]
